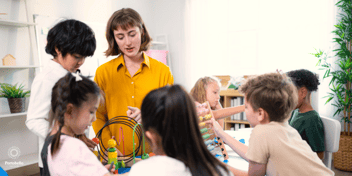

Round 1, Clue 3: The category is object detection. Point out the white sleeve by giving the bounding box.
[26,77,51,139]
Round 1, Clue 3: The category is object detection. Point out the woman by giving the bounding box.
[93,8,174,158]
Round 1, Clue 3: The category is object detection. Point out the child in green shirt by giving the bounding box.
[287,69,325,159]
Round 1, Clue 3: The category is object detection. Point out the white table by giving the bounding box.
[223,129,253,171]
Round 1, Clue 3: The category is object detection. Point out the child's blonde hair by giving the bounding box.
[239,72,298,122]
[190,76,220,104]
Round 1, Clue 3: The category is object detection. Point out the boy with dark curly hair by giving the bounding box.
[287,69,325,160]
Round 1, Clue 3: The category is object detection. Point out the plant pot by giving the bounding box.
[7,98,25,113]
[333,133,352,171]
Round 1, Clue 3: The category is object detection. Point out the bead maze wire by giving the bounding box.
[94,116,143,164]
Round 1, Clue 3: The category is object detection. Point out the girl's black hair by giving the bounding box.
[49,72,100,155]
[45,19,96,58]
[141,85,230,176]
[286,69,320,92]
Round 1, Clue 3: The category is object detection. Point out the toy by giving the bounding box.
[199,102,229,161]
[2,54,16,66]
[94,116,152,172]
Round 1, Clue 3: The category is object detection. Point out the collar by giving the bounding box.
[48,59,69,74]
[116,53,151,70]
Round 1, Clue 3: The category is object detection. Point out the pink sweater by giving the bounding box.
[47,135,108,176]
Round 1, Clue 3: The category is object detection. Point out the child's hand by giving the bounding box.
[104,162,116,174]
[127,106,141,123]
[205,118,224,136]
[195,101,209,116]
[76,134,97,152]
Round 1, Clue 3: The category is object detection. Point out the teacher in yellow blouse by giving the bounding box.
[93,8,174,157]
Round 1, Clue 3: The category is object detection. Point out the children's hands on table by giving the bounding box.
[127,106,141,123]
[76,134,97,152]
[195,102,209,116]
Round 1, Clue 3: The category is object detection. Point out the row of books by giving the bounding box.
[230,123,247,131]
[230,97,247,121]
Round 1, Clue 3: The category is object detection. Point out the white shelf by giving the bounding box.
[151,41,166,45]
[0,65,40,69]
[0,153,38,171]
[0,19,36,27]
[0,112,27,119]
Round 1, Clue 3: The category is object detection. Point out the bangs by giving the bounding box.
[111,15,140,31]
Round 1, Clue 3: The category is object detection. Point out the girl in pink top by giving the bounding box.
[41,73,118,176]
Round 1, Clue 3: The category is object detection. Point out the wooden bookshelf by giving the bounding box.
[220,89,250,130]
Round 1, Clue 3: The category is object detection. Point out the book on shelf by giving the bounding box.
[240,124,245,129]
[231,97,234,120]
[234,123,240,131]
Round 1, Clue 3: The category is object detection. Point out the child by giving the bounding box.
[287,69,325,159]
[26,19,97,174]
[190,76,245,128]
[127,85,244,176]
[207,72,333,176]
[41,73,117,176]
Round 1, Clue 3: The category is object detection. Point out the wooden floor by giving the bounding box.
[5,161,352,176]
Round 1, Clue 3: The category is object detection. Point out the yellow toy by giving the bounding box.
[108,138,125,169]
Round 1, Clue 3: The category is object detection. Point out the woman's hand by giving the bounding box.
[127,106,141,123]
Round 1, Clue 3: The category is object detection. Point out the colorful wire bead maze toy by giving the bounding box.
[93,116,151,174]
[199,102,229,162]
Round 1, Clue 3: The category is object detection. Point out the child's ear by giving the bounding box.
[299,87,308,98]
[145,131,155,144]
[54,47,61,56]
[65,103,74,118]
[257,108,269,123]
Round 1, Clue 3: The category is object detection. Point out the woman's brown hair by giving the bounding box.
[190,76,220,107]
[141,85,230,176]
[105,8,152,56]
[239,72,298,122]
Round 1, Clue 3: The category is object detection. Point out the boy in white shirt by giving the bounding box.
[26,19,97,174]
[207,72,334,176]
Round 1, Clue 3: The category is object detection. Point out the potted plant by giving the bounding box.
[312,0,352,171]
[0,83,30,113]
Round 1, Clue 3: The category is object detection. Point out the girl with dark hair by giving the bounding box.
[26,19,97,174]
[93,8,173,158]
[41,73,117,176]
[126,85,241,176]
[287,69,325,160]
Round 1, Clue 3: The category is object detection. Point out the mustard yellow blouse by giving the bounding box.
[93,53,174,156]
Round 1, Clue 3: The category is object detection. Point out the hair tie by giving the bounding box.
[72,72,82,82]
